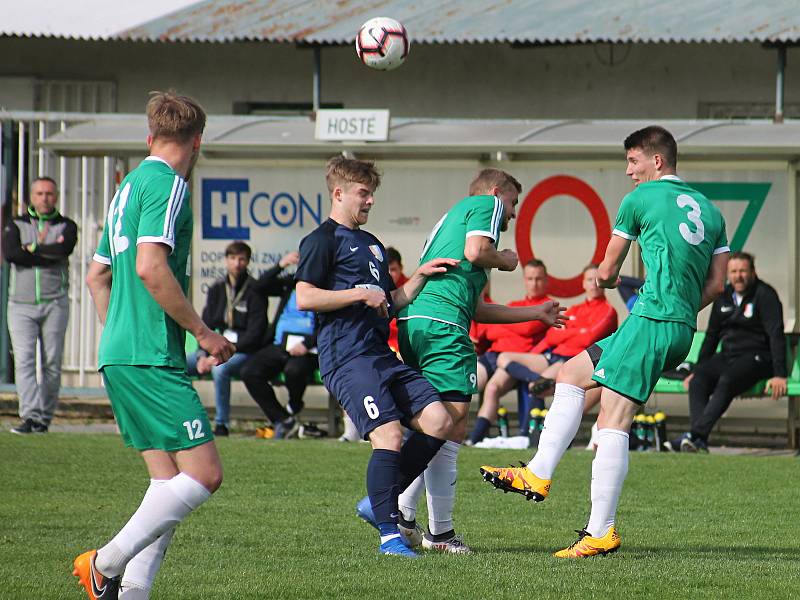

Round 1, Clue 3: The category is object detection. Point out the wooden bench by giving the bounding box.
[184,334,340,436]
[653,331,800,449]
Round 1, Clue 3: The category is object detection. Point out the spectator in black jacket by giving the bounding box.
[240,251,319,439]
[186,241,267,436]
[673,251,786,451]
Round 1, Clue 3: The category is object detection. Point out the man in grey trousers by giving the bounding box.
[2,176,77,433]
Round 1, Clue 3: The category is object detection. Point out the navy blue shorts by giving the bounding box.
[322,353,441,438]
[543,350,570,365]
[478,351,499,378]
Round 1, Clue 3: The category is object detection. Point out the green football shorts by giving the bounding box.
[101,365,213,451]
[591,314,694,404]
[398,317,478,397]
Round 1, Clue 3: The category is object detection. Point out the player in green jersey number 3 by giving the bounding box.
[480,126,729,558]
[75,92,236,600]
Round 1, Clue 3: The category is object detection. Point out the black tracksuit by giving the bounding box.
[689,278,786,441]
[240,267,319,425]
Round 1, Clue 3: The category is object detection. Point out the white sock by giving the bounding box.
[119,480,176,597]
[424,441,460,535]
[95,473,211,577]
[119,585,150,600]
[528,383,585,479]
[342,412,359,441]
[398,474,425,522]
[586,428,629,538]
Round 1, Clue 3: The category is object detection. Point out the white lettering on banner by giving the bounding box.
[315,109,390,141]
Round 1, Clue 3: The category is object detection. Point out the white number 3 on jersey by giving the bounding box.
[676,194,704,245]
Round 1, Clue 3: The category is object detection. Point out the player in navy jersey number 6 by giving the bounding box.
[295,157,458,558]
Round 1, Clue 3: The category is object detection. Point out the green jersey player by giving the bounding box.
[75,92,235,600]
[395,169,565,553]
[480,126,729,558]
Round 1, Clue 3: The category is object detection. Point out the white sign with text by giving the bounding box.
[315,109,390,141]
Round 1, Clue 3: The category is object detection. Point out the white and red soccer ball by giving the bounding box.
[355,17,410,71]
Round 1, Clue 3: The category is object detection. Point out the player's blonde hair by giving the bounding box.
[325,156,381,195]
[468,168,522,196]
[146,91,206,143]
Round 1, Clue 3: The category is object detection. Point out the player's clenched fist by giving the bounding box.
[197,329,236,364]
[497,249,519,272]
[361,287,389,318]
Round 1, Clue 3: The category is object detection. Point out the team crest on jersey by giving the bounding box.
[369,245,384,262]
[744,303,754,318]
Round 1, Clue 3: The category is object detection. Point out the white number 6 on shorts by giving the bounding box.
[363,395,380,420]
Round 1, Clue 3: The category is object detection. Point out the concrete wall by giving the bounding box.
[1,37,796,118]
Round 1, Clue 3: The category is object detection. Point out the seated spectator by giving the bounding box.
[240,252,319,439]
[671,252,786,452]
[186,241,267,436]
[466,259,553,444]
[467,264,617,445]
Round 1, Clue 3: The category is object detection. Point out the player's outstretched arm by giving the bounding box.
[390,257,459,310]
[464,235,518,271]
[86,260,112,325]
[699,251,729,310]
[136,242,234,363]
[296,281,388,317]
[474,297,567,327]
[597,235,632,288]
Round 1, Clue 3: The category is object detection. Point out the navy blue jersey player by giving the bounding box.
[296,157,456,557]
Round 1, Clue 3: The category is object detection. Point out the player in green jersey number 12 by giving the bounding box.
[480,126,729,558]
[75,92,235,600]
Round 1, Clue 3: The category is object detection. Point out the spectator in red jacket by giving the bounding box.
[467,264,617,444]
[466,259,553,443]
[386,246,409,354]
[501,265,617,396]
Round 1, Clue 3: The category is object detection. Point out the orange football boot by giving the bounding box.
[479,462,551,501]
[73,549,120,599]
[553,527,621,558]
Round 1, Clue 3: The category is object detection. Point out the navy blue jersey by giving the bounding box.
[295,218,396,376]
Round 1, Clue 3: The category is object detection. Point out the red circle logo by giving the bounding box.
[515,175,611,297]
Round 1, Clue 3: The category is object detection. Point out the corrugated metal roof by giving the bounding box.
[0,0,198,41]
[35,115,800,161]
[117,0,800,44]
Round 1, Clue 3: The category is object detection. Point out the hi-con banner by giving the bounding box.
[192,162,787,315]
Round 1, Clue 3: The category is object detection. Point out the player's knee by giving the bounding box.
[428,411,454,439]
[370,423,404,450]
[196,467,223,494]
[450,417,468,443]
[556,360,581,385]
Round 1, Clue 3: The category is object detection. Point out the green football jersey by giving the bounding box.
[94,157,192,368]
[398,195,504,331]
[614,176,729,328]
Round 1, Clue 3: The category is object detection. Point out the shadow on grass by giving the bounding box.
[624,545,800,562]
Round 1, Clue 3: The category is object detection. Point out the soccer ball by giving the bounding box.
[355,17,410,71]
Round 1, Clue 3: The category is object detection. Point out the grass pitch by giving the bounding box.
[1,432,798,599]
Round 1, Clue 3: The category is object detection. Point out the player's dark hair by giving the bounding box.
[386,246,402,265]
[524,258,547,275]
[30,176,58,192]
[729,251,755,269]
[147,91,206,143]
[624,125,677,169]
[583,263,600,273]
[469,168,522,196]
[325,156,381,195]
[225,241,252,260]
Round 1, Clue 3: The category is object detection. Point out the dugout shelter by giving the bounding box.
[2,113,798,381]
